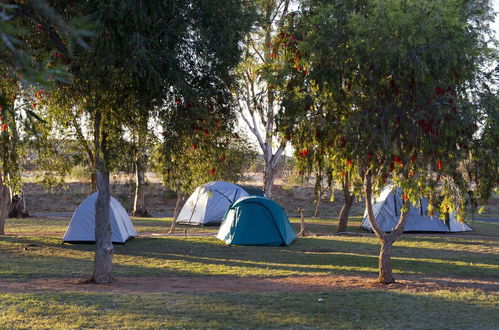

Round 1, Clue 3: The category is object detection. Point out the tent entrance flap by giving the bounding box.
[188,188,203,224]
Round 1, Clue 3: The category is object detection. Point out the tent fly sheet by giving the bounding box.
[62,192,137,243]
[217,196,297,246]
[361,186,472,232]
[176,181,264,226]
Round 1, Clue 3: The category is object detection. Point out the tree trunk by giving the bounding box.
[89,172,97,195]
[336,195,354,232]
[8,192,29,218]
[263,157,274,198]
[378,237,395,284]
[90,109,114,284]
[313,198,321,217]
[364,170,409,284]
[0,180,9,235]
[132,151,148,217]
[168,190,183,234]
[297,208,306,237]
[336,175,354,233]
[0,118,8,235]
[313,173,323,217]
[132,128,148,216]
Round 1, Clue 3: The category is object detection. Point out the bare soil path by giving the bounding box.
[0,274,497,294]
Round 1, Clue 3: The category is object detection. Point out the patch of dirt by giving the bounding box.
[0,274,497,294]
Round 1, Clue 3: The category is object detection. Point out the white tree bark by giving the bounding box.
[237,1,289,198]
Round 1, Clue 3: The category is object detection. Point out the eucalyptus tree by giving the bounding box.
[156,100,257,233]
[273,2,360,229]
[129,114,150,217]
[235,0,292,198]
[286,0,497,283]
[48,0,255,283]
[0,72,20,233]
[0,0,89,233]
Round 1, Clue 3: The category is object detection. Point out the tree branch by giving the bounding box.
[270,140,286,169]
[365,170,387,240]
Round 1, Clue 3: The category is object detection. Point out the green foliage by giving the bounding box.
[0,0,92,198]
[154,121,258,194]
[279,0,497,221]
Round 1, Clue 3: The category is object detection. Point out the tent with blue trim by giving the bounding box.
[217,196,296,246]
[361,185,472,232]
[176,181,265,226]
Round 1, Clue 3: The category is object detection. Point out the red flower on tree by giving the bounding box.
[435,87,446,96]
[437,159,442,171]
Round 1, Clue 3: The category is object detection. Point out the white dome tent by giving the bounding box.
[176,181,265,226]
[62,192,137,243]
[361,185,472,233]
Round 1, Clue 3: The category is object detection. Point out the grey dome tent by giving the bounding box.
[176,181,265,226]
[63,192,137,243]
[361,186,472,232]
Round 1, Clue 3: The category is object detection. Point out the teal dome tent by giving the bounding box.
[216,196,297,246]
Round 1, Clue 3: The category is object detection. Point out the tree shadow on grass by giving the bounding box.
[0,289,497,329]
[112,236,499,278]
[399,235,499,247]
[1,235,498,279]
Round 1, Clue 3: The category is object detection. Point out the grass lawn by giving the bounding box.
[1,290,497,329]
[1,216,498,329]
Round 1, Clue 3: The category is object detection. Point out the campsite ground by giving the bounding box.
[1,175,498,328]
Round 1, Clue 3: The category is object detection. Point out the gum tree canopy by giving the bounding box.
[291,0,497,283]
[48,0,255,283]
[0,0,89,234]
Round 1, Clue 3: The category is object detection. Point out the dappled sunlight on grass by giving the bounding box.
[1,217,498,280]
[1,215,499,328]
